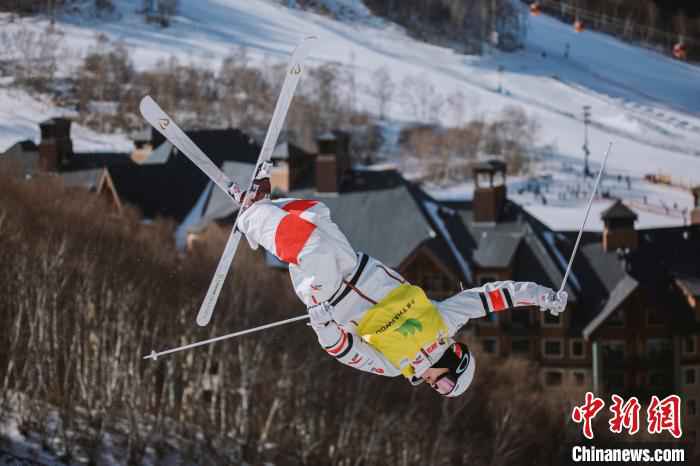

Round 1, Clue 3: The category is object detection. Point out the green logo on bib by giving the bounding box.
[396,318,423,337]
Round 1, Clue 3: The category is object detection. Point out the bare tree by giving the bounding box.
[371,66,394,120]
[446,89,466,125]
[400,74,443,123]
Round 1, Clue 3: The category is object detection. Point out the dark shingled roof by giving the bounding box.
[189,168,472,276]
[269,140,314,161]
[1,140,39,175]
[675,276,700,298]
[583,275,639,339]
[416,197,473,282]
[473,231,522,268]
[442,200,577,299]
[580,243,628,294]
[513,229,563,293]
[60,169,104,190]
[420,236,469,283]
[548,237,628,333]
[109,128,260,221]
[64,153,134,171]
[17,140,38,151]
[563,225,700,337]
[290,170,435,268]
[601,199,638,221]
[522,230,573,295]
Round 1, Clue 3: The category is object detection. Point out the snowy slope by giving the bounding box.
[0,88,132,153]
[429,168,693,232]
[1,0,699,229]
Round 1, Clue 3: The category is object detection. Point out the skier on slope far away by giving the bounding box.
[228,163,567,398]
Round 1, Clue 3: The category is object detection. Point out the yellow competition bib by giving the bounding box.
[357,284,448,378]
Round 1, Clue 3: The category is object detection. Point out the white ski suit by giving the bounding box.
[237,198,554,382]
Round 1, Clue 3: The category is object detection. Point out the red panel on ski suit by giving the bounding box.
[274,214,316,265]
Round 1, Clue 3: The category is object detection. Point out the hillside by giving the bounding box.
[1,0,699,230]
[0,88,133,153]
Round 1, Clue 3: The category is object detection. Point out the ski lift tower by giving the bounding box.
[582,105,592,177]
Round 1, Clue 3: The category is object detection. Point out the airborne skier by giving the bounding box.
[228,163,568,398]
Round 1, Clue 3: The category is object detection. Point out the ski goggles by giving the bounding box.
[431,372,457,395]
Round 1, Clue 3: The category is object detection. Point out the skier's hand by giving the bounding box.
[307,302,334,327]
[228,182,245,203]
[255,161,273,180]
[537,288,568,316]
[230,161,273,208]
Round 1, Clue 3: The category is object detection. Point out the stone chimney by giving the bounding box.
[691,186,700,226]
[130,128,154,163]
[271,141,292,193]
[601,200,638,252]
[315,130,351,193]
[472,160,507,223]
[38,118,73,172]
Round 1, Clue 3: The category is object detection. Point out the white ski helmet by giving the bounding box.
[430,341,475,398]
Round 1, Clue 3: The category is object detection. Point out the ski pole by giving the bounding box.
[144,314,310,361]
[559,142,613,293]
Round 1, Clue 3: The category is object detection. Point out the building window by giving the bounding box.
[570,339,585,359]
[646,338,672,360]
[688,399,697,416]
[646,307,664,326]
[511,338,530,355]
[683,336,697,356]
[482,338,498,354]
[572,371,586,386]
[685,368,696,385]
[543,339,563,358]
[544,371,563,386]
[602,341,626,365]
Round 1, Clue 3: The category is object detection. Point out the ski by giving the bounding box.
[193,36,315,326]
[141,36,315,327]
[139,96,237,200]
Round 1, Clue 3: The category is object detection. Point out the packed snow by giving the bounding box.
[1,0,699,230]
[429,155,696,231]
[0,88,132,153]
